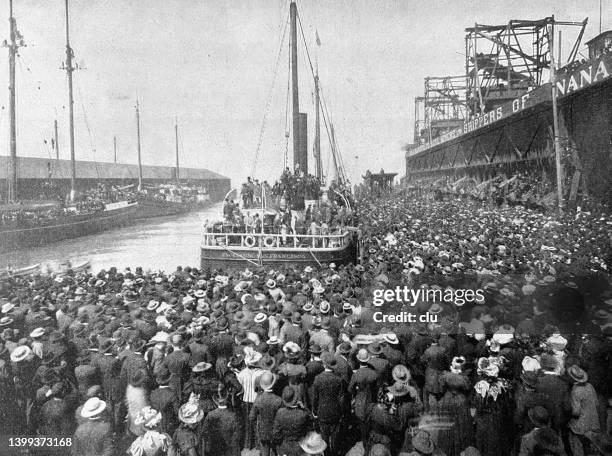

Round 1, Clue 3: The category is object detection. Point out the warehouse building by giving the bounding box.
[0,156,231,202]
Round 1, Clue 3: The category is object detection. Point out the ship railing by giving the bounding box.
[201,228,351,250]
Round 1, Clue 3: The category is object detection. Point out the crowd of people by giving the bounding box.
[239,170,323,212]
[0,179,610,456]
[0,183,137,228]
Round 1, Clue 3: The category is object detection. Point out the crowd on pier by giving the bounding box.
[0,179,611,456]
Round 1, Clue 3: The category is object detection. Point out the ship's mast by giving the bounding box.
[63,0,77,201]
[290,1,300,173]
[175,116,180,184]
[314,70,321,180]
[135,99,143,190]
[6,0,24,202]
[54,119,60,160]
[113,136,117,163]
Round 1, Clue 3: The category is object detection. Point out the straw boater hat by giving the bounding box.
[146,300,160,311]
[192,362,212,373]
[0,317,14,327]
[81,397,107,419]
[1,303,15,314]
[299,432,327,455]
[254,313,267,324]
[30,327,45,339]
[567,365,588,383]
[134,406,163,429]
[382,332,399,345]
[10,345,32,363]
[266,335,280,345]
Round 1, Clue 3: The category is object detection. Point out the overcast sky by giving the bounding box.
[0,0,608,186]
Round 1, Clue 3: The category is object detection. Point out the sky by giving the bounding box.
[0,0,609,187]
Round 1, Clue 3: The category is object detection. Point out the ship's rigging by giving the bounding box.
[250,1,348,187]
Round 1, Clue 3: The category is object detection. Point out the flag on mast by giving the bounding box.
[315,30,321,46]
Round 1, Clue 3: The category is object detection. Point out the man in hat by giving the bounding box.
[164,334,191,400]
[250,370,283,456]
[312,352,346,456]
[150,367,180,436]
[349,348,378,445]
[119,338,148,392]
[305,343,325,407]
[272,386,313,456]
[309,317,335,355]
[89,339,124,433]
[202,388,242,456]
[567,365,600,456]
[334,342,353,385]
[518,406,565,456]
[72,397,115,456]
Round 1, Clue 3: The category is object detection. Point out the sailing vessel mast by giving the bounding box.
[54,119,60,160]
[5,0,24,202]
[62,0,77,201]
[314,70,322,180]
[290,1,302,174]
[135,99,143,190]
[175,117,180,184]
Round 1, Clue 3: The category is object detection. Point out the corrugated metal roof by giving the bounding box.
[0,156,229,181]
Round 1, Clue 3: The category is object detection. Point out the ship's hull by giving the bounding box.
[0,202,138,253]
[405,52,612,200]
[200,241,358,270]
[133,197,214,220]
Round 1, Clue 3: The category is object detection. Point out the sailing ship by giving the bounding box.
[0,0,137,253]
[133,112,212,220]
[200,1,358,270]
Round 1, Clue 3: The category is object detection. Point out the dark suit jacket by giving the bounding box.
[150,386,180,436]
[71,420,115,456]
[312,370,345,423]
[333,354,353,385]
[535,374,570,431]
[250,391,283,441]
[349,366,378,420]
[272,406,312,445]
[203,407,242,456]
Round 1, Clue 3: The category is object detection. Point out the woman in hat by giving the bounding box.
[181,361,217,417]
[174,395,204,456]
[472,357,513,456]
[128,406,176,456]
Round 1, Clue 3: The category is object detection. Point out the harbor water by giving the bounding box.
[0,203,223,273]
